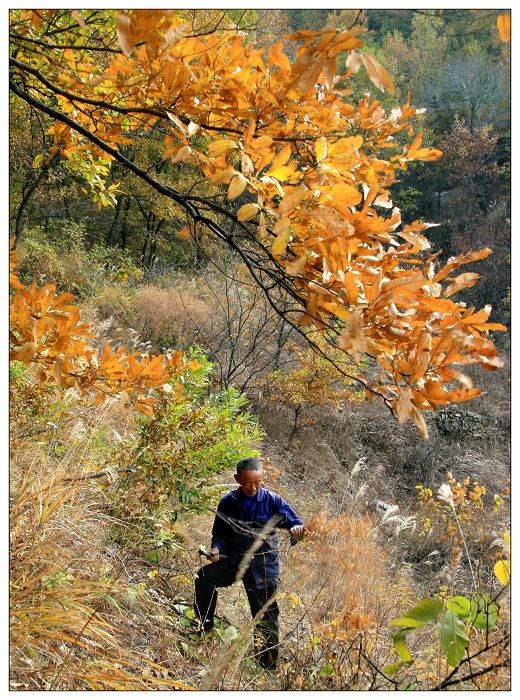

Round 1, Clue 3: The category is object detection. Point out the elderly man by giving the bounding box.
[193,457,304,669]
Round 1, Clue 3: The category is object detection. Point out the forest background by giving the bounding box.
[8,6,511,691]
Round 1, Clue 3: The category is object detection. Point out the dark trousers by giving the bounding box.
[194,559,279,669]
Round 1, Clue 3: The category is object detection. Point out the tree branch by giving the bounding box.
[9,71,390,406]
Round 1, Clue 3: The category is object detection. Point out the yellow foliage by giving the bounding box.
[497,14,511,43]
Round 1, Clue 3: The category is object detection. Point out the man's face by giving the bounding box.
[234,468,263,497]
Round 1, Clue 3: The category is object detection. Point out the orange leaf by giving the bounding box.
[175,226,192,240]
[345,49,363,74]
[264,165,296,182]
[497,14,511,42]
[268,42,291,72]
[210,167,237,186]
[10,342,37,364]
[285,255,307,277]
[237,202,260,221]
[208,139,238,158]
[272,227,290,256]
[338,311,368,362]
[270,144,292,171]
[136,402,155,417]
[393,386,413,423]
[315,137,328,163]
[329,182,362,209]
[116,13,135,56]
[170,145,192,163]
[406,131,423,157]
[445,272,480,296]
[411,147,443,161]
[410,405,429,439]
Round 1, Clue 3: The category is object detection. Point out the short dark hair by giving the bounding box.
[236,457,262,475]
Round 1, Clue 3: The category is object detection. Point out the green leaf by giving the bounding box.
[494,559,510,586]
[392,628,413,662]
[470,593,498,630]
[438,611,469,667]
[54,443,66,457]
[221,625,239,642]
[172,604,189,614]
[319,663,335,678]
[146,548,164,563]
[382,661,404,677]
[125,589,137,607]
[446,596,471,618]
[390,597,444,628]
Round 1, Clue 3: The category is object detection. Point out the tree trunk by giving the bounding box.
[13,153,57,247]
[288,404,302,445]
[106,196,123,246]
[469,103,475,135]
[120,196,130,250]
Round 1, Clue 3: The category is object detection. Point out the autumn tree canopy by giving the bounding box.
[9,9,506,436]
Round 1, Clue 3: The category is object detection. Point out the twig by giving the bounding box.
[360,648,399,688]
[61,465,137,483]
[433,659,510,690]
[433,633,510,690]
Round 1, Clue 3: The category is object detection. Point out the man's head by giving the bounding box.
[234,457,263,497]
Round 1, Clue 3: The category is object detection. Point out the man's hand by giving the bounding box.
[208,547,220,563]
[289,524,304,541]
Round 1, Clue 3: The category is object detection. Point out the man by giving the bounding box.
[194,457,304,669]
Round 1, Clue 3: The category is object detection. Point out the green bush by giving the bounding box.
[18,222,142,298]
[111,347,263,529]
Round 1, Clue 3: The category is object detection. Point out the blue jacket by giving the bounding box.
[211,486,303,588]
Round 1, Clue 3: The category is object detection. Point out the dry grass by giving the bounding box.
[9,388,196,690]
[192,510,417,691]
[9,278,510,690]
[133,283,211,350]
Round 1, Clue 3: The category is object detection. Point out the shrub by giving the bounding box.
[111,349,263,525]
[131,283,211,351]
[18,222,142,299]
[92,285,137,326]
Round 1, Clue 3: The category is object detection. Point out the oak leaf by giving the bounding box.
[360,53,394,94]
[272,227,291,256]
[338,311,368,362]
[227,173,248,200]
[208,139,238,158]
[445,273,480,297]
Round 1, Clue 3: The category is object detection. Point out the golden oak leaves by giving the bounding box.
[9,245,184,414]
[9,11,506,435]
[338,311,369,363]
[116,10,184,59]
